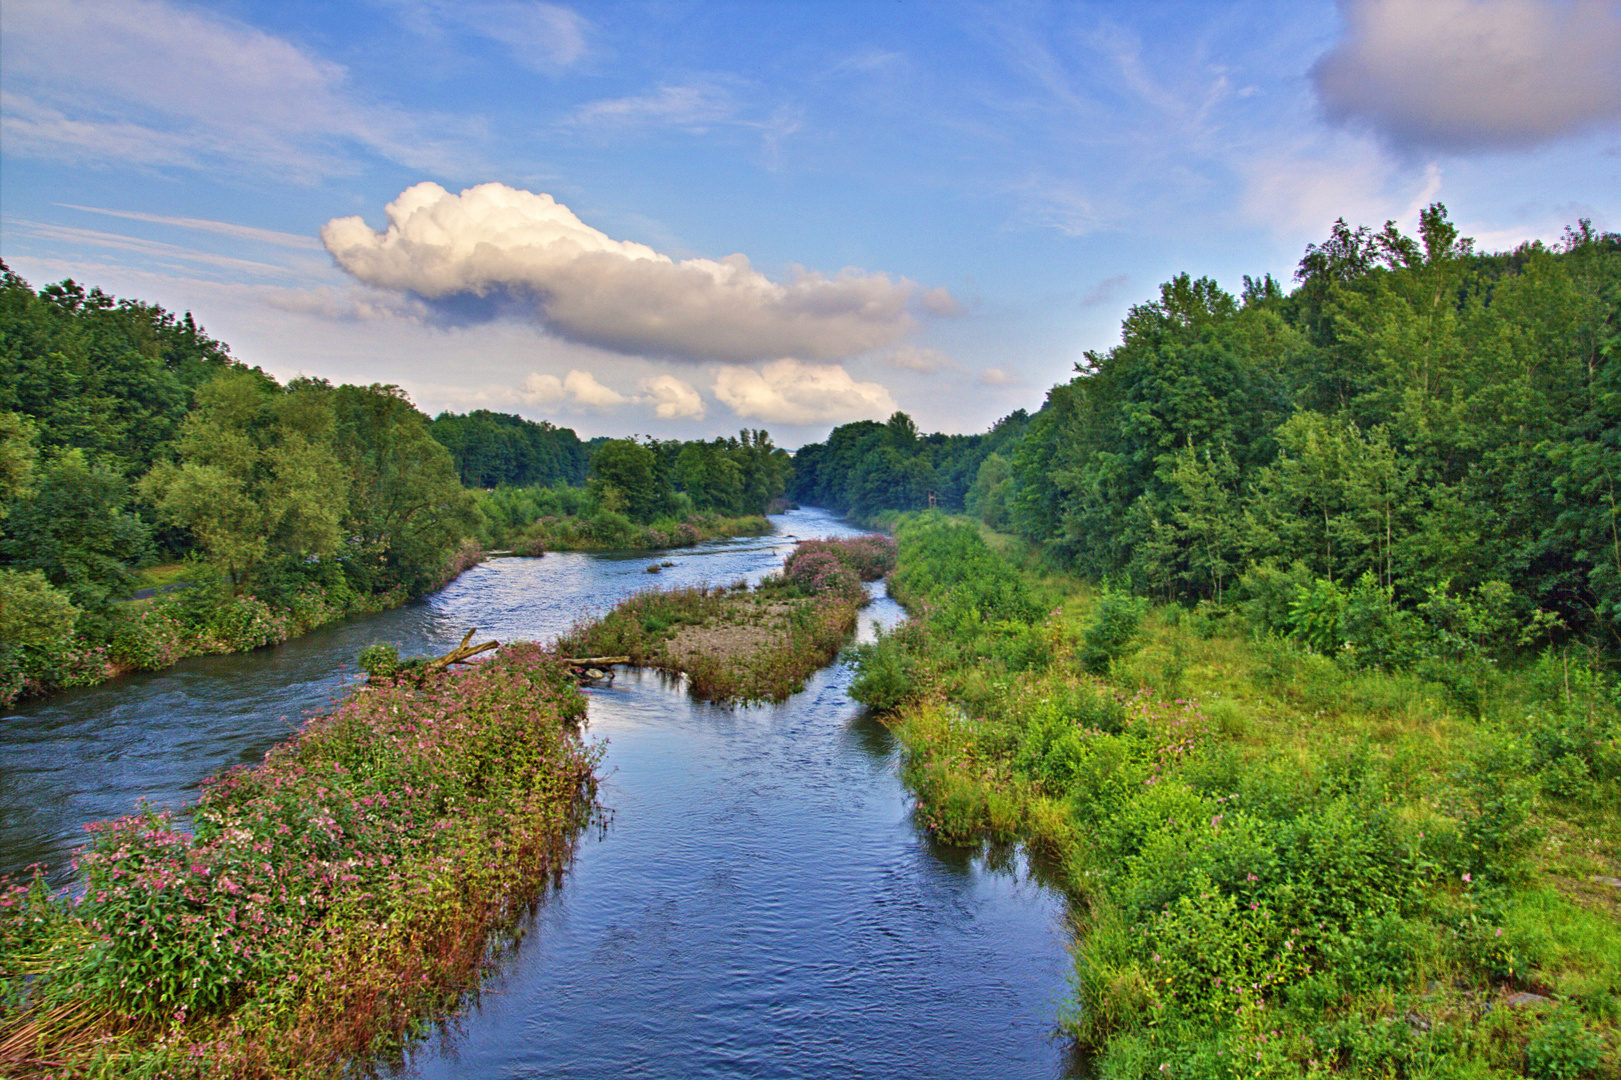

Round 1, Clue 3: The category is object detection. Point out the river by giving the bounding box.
[0,507,1081,1078]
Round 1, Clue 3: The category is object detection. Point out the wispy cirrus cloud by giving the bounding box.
[0,0,473,179]
[54,205,322,250]
[414,1,589,74]
[2,218,302,278]
[570,82,740,130]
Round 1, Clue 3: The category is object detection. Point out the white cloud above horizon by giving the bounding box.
[712,359,897,425]
[323,181,949,364]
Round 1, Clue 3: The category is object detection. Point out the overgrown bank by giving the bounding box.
[556,535,896,703]
[0,644,600,1078]
[853,515,1620,1079]
[476,481,772,555]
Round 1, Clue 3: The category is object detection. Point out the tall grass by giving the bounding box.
[557,536,897,704]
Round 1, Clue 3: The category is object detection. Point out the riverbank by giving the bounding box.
[0,643,600,1079]
[0,541,486,710]
[555,535,896,704]
[480,500,773,556]
[853,513,1620,1078]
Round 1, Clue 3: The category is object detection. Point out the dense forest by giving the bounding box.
[474,430,792,552]
[428,409,588,488]
[806,206,1621,658]
[789,409,1028,518]
[0,262,481,702]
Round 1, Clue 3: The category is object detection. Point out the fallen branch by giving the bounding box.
[423,629,501,673]
[557,656,631,666]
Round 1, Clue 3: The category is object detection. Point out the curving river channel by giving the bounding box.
[1,507,1081,1078]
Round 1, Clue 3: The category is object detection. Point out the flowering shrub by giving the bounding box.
[784,550,864,600]
[9,644,600,1074]
[109,603,190,670]
[194,594,291,653]
[780,536,898,603]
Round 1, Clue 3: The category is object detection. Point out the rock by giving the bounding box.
[1503,992,1552,1009]
[1590,875,1621,888]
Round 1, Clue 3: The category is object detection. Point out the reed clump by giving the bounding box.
[556,535,896,704]
[0,643,601,1078]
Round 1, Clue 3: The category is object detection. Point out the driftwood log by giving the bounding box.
[557,656,631,666]
[424,629,500,673]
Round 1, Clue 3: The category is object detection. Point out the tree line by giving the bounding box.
[798,206,1621,656]
[428,410,588,489]
[789,409,1028,519]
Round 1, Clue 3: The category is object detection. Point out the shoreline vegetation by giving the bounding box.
[852,514,1619,1078]
[487,506,773,557]
[0,644,601,1079]
[554,535,896,704]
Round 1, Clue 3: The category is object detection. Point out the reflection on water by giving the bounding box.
[1,508,1080,1078]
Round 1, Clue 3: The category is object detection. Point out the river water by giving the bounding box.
[1,507,1080,1078]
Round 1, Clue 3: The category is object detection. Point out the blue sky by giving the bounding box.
[2,1,1618,446]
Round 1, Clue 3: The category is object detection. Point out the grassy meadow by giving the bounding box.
[852,514,1619,1079]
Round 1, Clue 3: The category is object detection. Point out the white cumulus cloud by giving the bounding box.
[519,369,627,409]
[1312,0,1621,153]
[321,182,946,364]
[640,375,705,419]
[712,359,896,425]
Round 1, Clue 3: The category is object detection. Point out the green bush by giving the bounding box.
[357,643,401,681]
[1080,587,1148,674]
[849,622,927,712]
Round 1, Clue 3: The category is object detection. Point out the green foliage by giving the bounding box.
[0,267,501,703]
[1527,1009,1606,1079]
[792,409,1029,519]
[799,208,1621,663]
[849,621,929,712]
[357,643,401,681]
[0,568,94,698]
[2,446,151,614]
[870,515,1621,1079]
[589,438,675,522]
[428,408,587,488]
[1080,586,1148,673]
